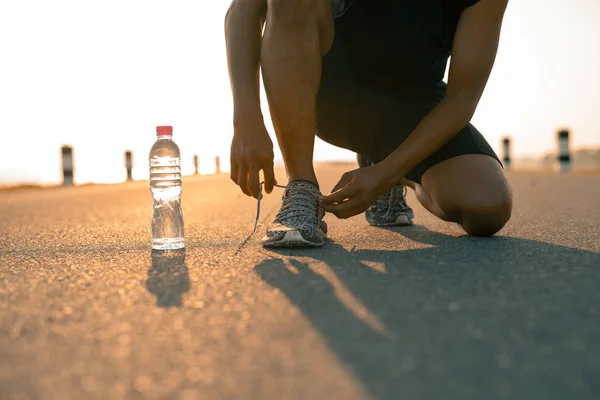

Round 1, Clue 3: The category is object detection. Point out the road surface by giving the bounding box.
[1,163,599,400]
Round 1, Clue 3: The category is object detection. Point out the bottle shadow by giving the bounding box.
[254,225,600,399]
[147,249,190,308]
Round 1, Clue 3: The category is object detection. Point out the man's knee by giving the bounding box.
[457,191,513,237]
[268,0,330,23]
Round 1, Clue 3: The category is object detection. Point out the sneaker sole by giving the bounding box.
[262,230,326,248]
[367,215,414,227]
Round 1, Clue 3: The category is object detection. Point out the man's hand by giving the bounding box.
[230,117,276,198]
[321,164,393,219]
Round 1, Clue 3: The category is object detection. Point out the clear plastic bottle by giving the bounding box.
[149,126,184,250]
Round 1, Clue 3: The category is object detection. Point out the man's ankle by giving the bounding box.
[287,174,318,187]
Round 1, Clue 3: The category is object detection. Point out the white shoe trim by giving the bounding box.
[262,229,326,248]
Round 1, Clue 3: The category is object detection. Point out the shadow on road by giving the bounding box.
[147,249,190,308]
[254,225,600,400]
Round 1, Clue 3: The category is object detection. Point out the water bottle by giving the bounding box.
[149,125,184,250]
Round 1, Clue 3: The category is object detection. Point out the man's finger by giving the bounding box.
[263,161,276,194]
[237,167,251,196]
[247,165,261,199]
[322,196,365,219]
[330,173,352,194]
[321,183,357,205]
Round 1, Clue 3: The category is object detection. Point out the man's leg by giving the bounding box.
[407,154,512,236]
[261,0,334,185]
[259,0,334,248]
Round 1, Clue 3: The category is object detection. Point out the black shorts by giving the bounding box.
[315,77,501,185]
[317,1,501,185]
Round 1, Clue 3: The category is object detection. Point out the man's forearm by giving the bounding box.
[225,0,266,122]
[379,95,477,185]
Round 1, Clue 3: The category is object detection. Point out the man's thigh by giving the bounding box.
[420,154,512,219]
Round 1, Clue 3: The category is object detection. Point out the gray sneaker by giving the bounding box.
[357,154,414,227]
[262,180,328,248]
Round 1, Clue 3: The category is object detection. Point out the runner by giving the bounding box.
[225,0,512,247]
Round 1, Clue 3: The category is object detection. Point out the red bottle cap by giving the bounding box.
[156,126,173,136]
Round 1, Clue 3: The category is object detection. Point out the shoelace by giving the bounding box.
[254,182,281,232]
[253,181,320,233]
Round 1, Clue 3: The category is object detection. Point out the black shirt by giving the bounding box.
[331,0,481,84]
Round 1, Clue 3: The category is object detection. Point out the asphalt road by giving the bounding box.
[1,164,599,400]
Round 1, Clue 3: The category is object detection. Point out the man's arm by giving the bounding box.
[322,0,509,218]
[225,0,275,198]
[378,0,509,185]
[225,0,266,122]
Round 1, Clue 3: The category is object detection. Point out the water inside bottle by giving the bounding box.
[150,152,184,250]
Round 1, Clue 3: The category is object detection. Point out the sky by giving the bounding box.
[0,0,599,184]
